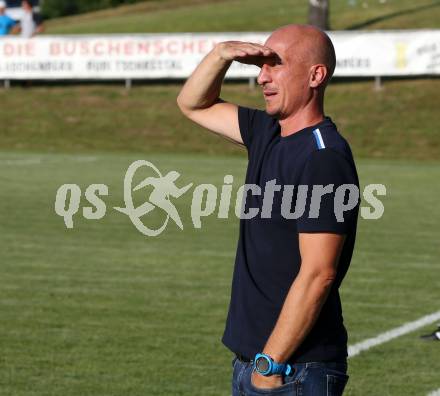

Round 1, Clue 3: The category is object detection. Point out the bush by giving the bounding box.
[41,0,146,19]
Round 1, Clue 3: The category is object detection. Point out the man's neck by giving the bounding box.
[279,110,325,137]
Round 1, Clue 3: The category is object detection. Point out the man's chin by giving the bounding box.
[265,105,280,118]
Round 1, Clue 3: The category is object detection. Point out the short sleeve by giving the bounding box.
[238,106,256,149]
[238,106,273,150]
[297,148,360,234]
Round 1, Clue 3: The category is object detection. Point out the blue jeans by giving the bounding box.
[231,357,348,396]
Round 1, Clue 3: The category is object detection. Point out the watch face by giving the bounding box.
[256,357,270,373]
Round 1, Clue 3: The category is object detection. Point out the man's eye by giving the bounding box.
[265,57,282,67]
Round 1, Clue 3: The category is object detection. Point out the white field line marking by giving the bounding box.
[0,156,97,166]
[348,310,440,358]
[72,156,97,163]
[0,158,42,166]
[427,389,440,396]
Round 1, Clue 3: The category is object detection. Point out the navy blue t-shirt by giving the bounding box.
[222,107,359,363]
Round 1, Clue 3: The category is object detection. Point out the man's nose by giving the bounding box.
[257,64,272,86]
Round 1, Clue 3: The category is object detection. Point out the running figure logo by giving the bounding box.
[114,160,193,236]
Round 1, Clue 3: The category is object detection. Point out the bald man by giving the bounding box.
[177,25,359,395]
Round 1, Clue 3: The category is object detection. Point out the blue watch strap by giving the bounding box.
[272,360,292,376]
[254,353,292,376]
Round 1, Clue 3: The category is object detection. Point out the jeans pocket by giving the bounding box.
[326,373,349,396]
[246,366,297,394]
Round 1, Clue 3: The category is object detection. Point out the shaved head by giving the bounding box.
[257,24,336,121]
[266,24,336,85]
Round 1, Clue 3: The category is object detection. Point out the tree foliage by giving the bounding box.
[41,0,146,19]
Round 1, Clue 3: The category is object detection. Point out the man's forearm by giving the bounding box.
[177,46,231,112]
[262,267,335,363]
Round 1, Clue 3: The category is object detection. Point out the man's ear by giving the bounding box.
[309,64,328,88]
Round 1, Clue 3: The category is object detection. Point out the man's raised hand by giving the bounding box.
[215,41,278,67]
[177,40,277,146]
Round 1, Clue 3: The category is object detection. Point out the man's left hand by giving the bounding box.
[251,370,283,389]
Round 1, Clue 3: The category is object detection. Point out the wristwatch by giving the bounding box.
[254,353,292,376]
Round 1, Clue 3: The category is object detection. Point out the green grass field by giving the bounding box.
[45,0,440,34]
[1,0,440,395]
[1,79,439,161]
[0,152,439,395]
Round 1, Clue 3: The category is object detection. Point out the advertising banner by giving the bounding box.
[0,30,438,79]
